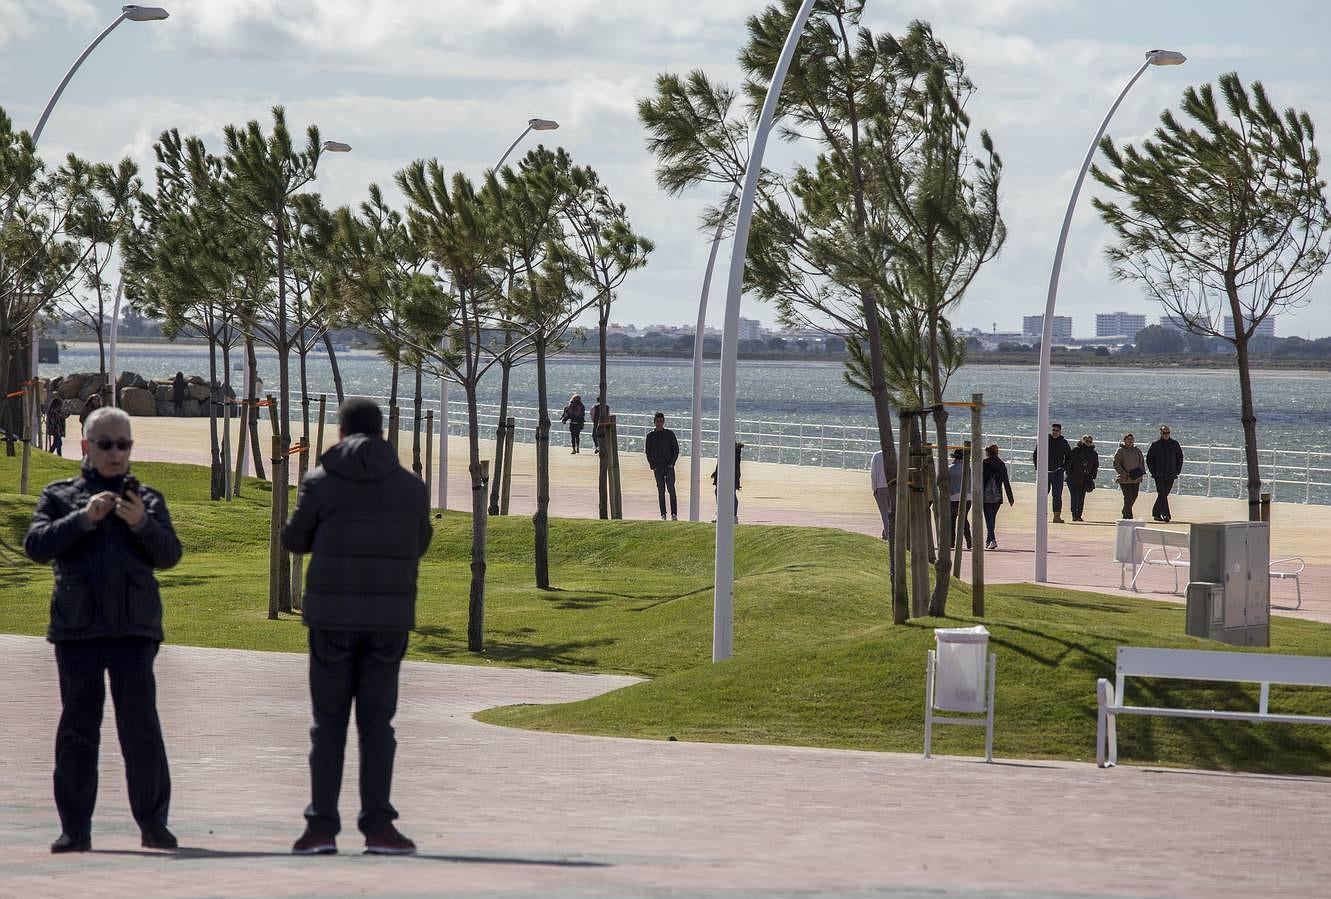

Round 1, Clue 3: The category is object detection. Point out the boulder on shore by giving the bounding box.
[119,387,157,417]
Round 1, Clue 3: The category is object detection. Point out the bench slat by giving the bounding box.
[1117,647,1331,688]
[1105,705,1331,726]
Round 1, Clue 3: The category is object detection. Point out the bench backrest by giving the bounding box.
[1134,528,1188,548]
[1117,647,1331,688]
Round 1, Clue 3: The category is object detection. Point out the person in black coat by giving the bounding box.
[24,406,183,854]
[591,396,608,454]
[560,394,586,453]
[1146,425,1184,522]
[1065,435,1099,522]
[645,412,681,520]
[282,398,433,856]
[711,442,744,521]
[1032,422,1073,524]
[981,444,1015,549]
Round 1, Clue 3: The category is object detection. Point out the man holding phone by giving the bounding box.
[24,406,183,854]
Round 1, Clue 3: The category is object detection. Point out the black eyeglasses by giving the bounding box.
[92,438,133,452]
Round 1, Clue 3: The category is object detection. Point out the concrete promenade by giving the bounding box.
[3,633,1330,899]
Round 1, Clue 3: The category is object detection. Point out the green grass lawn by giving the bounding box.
[5,446,1331,774]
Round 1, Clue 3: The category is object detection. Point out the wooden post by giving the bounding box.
[424,410,434,498]
[315,393,327,460]
[19,380,33,494]
[500,416,515,516]
[266,393,280,438]
[1260,492,1272,522]
[291,437,309,612]
[892,409,911,622]
[971,393,985,617]
[909,417,930,618]
[606,416,623,519]
[952,439,970,580]
[490,417,507,515]
[267,435,283,620]
[234,399,249,492]
[388,405,400,452]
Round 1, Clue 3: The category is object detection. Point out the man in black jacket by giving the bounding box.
[283,398,432,856]
[24,406,183,854]
[644,411,680,520]
[1033,423,1073,524]
[1146,425,1185,522]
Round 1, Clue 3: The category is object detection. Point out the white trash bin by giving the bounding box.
[924,625,996,762]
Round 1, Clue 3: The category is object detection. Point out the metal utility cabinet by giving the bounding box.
[1187,522,1270,646]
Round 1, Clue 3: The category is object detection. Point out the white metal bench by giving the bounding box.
[1130,528,1189,593]
[1096,646,1331,767]
[1269,557,1305,610]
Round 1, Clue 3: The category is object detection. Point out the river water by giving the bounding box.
[47,342,1331,501]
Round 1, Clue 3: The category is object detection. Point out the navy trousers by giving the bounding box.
[53,637,171,839]
[305,628,408,837]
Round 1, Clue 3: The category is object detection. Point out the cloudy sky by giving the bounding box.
[3,0,1329,338]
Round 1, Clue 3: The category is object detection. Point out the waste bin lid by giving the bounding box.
[935,625,990,644]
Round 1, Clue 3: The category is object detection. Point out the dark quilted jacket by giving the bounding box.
[282,434,432,631]
[24,466,183,643]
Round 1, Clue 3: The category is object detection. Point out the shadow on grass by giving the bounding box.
[1016,592,1133,615]
[413,625,618,669]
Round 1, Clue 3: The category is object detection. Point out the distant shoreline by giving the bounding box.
[50,337,1331,372]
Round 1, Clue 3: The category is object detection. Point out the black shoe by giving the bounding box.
[292,827,337,855]
[51,833,91,854]
[141,824,178,850]
[364,825,416,855]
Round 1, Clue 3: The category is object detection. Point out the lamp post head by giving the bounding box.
[528,118,560,131]
[321,140,352,153]
[1146,49,1186,66]
[122,5,170,21]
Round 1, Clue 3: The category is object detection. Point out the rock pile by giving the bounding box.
[49,371,237,417]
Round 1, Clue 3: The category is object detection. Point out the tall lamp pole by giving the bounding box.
[1033,49,1185,582]
[436,117,558,510]
[713,0,817,661]
[3,5,169,441]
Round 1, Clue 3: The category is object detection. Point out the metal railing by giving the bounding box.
[346,396,1331,507]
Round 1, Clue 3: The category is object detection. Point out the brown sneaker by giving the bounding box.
[292,827,337,855]
[364,825,416,855]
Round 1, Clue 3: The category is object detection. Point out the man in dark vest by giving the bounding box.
[25,406,183,854]
[283,398,432,856]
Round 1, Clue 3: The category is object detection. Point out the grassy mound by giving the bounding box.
[5,448,1331,773]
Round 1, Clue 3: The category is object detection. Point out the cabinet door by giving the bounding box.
[1246,523,1270,626]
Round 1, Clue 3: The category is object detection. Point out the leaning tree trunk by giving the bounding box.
[927,324,953,616]
[488,347,513,516]
[322,333,345,404]
[298,336,311,444]
[1232,328,1263,522]
[389,358,399,410]
[858,292,901,622]
[245,336,265,481]
[412,364,423,477]
[465,381,488,652]
[533,336,551,589]
[598,312,610,520]
[206,321,225,500]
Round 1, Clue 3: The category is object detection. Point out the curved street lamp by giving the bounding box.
[437,117,560,510]
[1033,49,1185,582]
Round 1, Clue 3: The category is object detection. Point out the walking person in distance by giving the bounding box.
[24,407,183,854]
[1146,425,1184,522]
[948,448,972,550]
[282,398,433,856]
[1066,435,1099,522]
[46,395,67,456]
[1033,422,1073,524]
[645,412,680,520]
[981,443,1014,550]
[560,393,586,454]
[1113,433,1146,519]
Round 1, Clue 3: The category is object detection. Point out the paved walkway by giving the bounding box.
[2,633,1329,898]
[107,418,1331,623]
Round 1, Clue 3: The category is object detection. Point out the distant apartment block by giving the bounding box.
[737,317,763,341]
[1096,311,1147,338]
[1022,314,1072,341]
[1159,314,1188,332]
[1224,316,1276,339]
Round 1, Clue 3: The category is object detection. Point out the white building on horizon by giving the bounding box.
[1022,314,1072,341]
[1096,311,1147,339]
[1224,316,1276,339]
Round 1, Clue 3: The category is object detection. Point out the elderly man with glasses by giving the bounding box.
[1146,425,1185,523]
[24,406,183,855]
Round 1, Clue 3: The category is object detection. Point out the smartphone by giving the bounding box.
[120,475,140,497]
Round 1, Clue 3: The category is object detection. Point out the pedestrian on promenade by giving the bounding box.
[282,398,432,856]
[870,449,892,540]
[1033,422,1073,524]
[981,443,1014,550]
[24,406,183,854]
[645,411,680,520]
[1113,433,1146,519]
[560,394,586,454]
[1066,435,1099,522]
[711,442,743,521]
[948,448,972,550]
[171,371,186,416]
[591,395,608,454]
[46,395,67,456]
[1146,425,1184,523]
[77,392,101,434]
